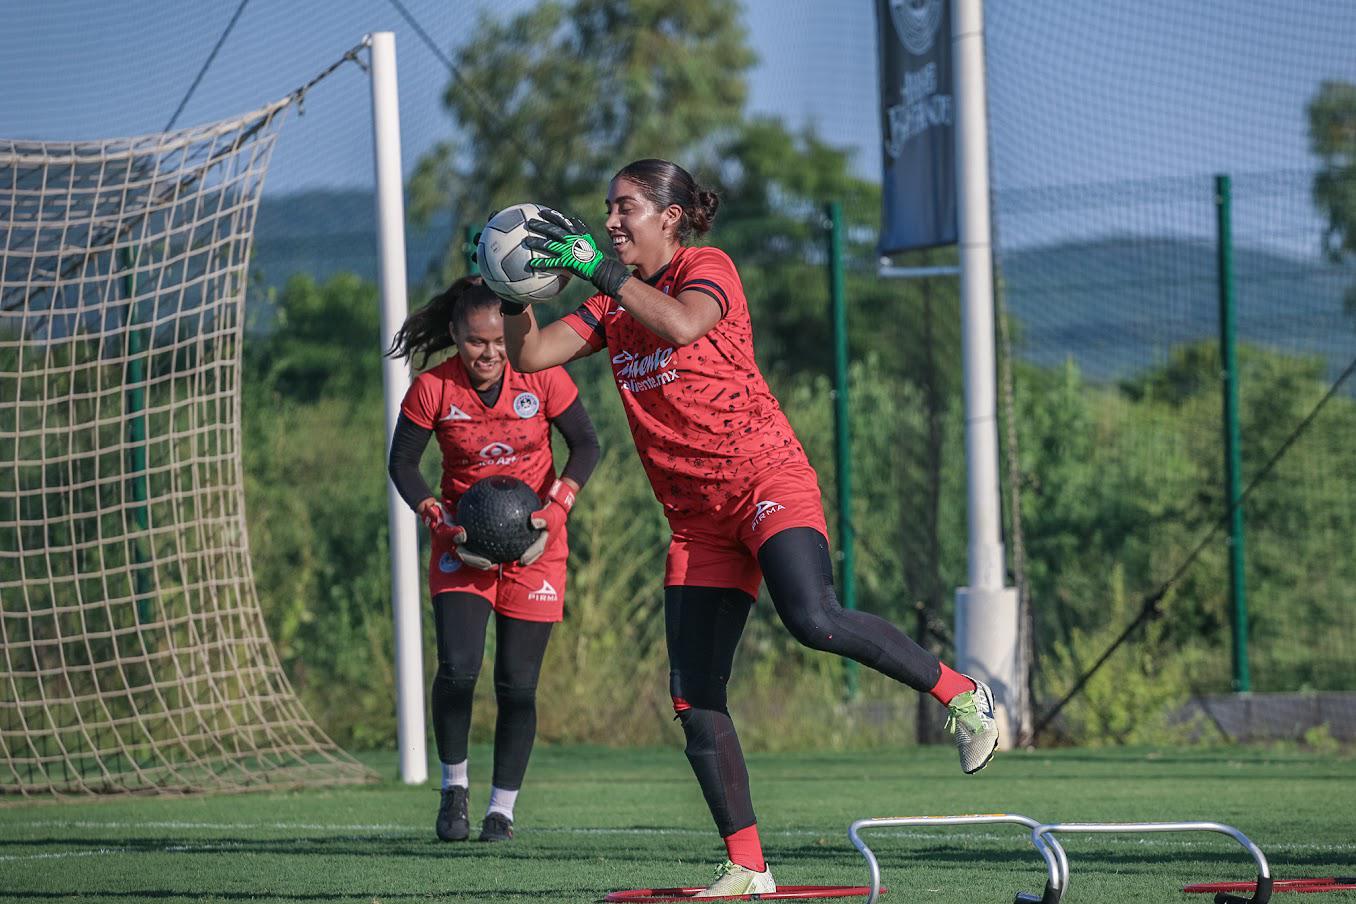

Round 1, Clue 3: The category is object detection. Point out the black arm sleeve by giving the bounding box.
[550,396,600,489]
[388,413,438,511]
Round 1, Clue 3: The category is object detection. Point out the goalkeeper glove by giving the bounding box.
[417,498,494,570]
[519,479,575,566]
[524,209,631,297]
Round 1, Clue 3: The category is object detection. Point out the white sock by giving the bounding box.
[441,760,468,790]
[486,785,518,820]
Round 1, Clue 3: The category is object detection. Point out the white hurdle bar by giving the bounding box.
[1030,822,1273,904]
[848,814,1069,904]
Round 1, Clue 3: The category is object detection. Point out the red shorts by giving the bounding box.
[664,462,829,599]
[428,523,568,623]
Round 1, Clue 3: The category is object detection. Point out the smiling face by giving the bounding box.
[604,176,683,279]
[452,305,506,390]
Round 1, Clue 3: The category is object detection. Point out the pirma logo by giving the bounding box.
[438,552,461,573]
[440,404,472,422]
[513,392,540,419]
[751,499,785,532]
[527,579,558,602]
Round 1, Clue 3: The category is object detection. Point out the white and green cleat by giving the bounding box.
[946,677,1000,774]
[693,860,776,898]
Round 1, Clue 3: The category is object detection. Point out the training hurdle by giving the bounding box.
[850,815,1271,904]
[1029,822,1272,904]
[848,814,1069,904]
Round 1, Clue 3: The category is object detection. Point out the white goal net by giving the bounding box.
[1,100,375,795]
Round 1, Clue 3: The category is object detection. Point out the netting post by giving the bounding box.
[118,246,154,624]
[825,201,858,699]
[1215,173,1250,693]
[952,0,1022,739]
[368,30,428,785]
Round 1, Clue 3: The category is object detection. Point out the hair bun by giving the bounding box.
[689,188,720,236]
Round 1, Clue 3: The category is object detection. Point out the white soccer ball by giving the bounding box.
[476,202,571,304]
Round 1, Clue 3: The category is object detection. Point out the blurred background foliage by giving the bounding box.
[235,0,1356,751]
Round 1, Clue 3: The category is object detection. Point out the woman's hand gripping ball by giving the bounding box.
[417,497,495,570]
[518,479,575,566]
[524,209,631,297]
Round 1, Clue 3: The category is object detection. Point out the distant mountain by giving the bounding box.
[999,236,1356,385]
[246,189,454,329]
[245,191,1356,387]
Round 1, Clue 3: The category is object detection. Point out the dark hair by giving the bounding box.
[385,276,500,369]
[613,158,720,244]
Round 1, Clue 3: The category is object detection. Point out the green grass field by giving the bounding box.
[3,744,1354,903]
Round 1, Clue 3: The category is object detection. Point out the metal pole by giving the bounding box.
[1216,173,1250,693]
[826,202,858,699]
[952,0,1019,735]
[119,246,154,625]
[368,30,427,785]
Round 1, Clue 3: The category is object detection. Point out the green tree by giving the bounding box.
[408,0,755,268]
[252,272,383,402]
[1308,79,1356,313]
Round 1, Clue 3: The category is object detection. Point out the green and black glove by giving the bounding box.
[524,209,631,297]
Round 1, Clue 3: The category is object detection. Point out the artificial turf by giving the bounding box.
[3,743,1353,903]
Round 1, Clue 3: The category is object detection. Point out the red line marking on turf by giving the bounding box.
[604,885,884,901]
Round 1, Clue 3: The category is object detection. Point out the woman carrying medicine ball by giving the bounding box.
[387,276,599,843]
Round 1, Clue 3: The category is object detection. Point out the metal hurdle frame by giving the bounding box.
[848,814,1069,904]
[1029,822,1272,904]
[849,816,1272,904]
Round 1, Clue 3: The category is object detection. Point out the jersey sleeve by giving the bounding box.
[558,292,611,352]
[675,247,743,320]
[539,366,580,419]
[399,369,441,430]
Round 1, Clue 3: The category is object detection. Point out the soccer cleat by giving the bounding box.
[693,859,777,898]
[479,811,514,842]
[435,786,470,842]
[946,676,1000,774]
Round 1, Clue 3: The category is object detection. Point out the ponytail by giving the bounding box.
[386,276,500,369]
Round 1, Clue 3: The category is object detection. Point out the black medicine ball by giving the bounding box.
[456,476,543,564]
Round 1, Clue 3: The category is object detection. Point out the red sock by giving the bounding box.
[723,823,765,872]
[929,662,976,706]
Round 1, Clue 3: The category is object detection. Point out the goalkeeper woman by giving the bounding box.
[500,159,998,897]
[386,276,599,844]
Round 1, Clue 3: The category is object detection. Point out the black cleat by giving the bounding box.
[479,811,514,842]
[436,786,470,842]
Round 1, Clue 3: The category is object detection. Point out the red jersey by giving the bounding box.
[561,245,812,516]
[400,357,578,505]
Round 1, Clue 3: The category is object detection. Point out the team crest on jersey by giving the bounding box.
[440,404,472,422]
[751,500,786,532]
[438,552,461,573]
[527,579,558,602]
[513,391,540,419]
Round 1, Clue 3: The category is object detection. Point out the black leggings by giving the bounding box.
[760,527,941,691]
[431,592,554,791]
[666,526,940,836]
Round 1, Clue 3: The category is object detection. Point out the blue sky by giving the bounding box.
[3,1,1354,248]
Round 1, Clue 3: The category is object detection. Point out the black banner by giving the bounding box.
[876,0,956,253]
